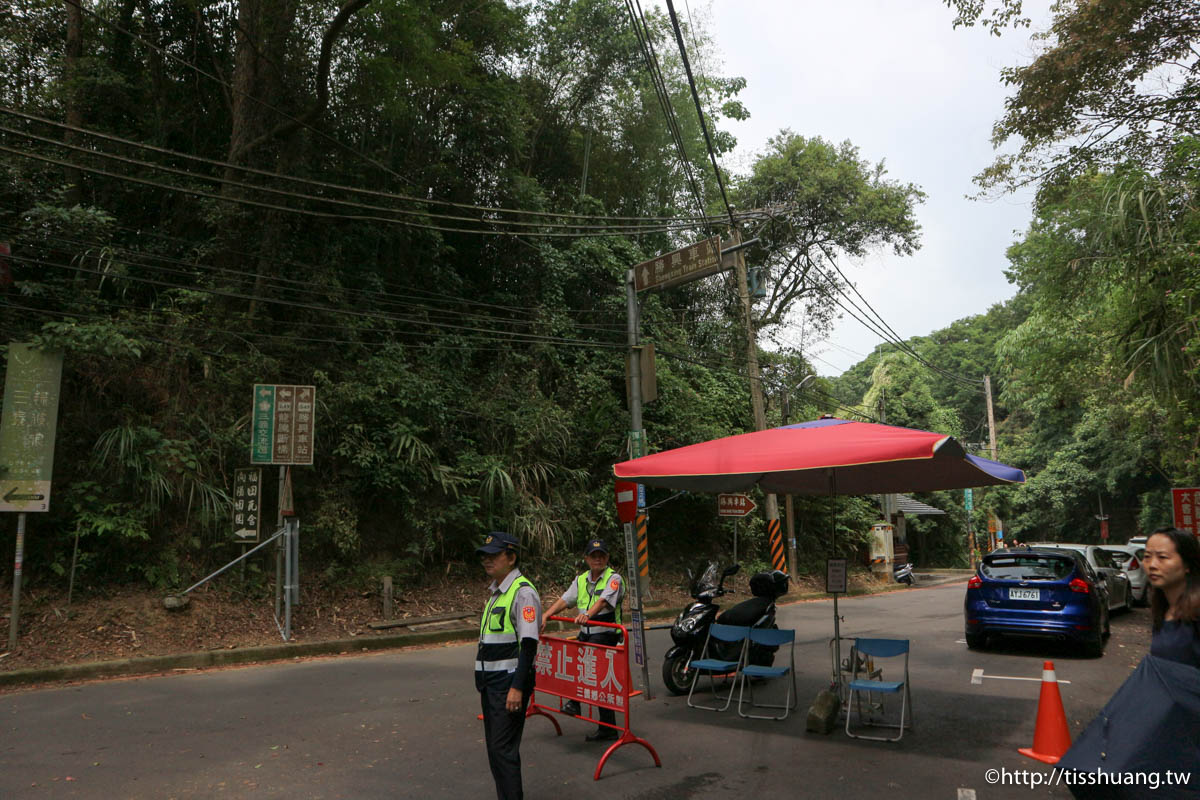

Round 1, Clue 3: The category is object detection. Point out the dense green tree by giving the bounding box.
[731,132,926,336]
[946,0,1200,192]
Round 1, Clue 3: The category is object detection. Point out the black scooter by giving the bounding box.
[661,563,789,695]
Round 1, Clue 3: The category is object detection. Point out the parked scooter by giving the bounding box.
[893,561,914,585]
[661,562,789,695]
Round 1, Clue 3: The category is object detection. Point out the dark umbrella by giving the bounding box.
[1058,654,1200,799]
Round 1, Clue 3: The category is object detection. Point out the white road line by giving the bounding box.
[957,789,977,800]
[971,668,1070,685]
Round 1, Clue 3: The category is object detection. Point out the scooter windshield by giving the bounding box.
[693,562,722,594]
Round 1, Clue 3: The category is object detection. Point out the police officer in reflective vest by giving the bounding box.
[542,538,624,742]
[475,532,541,800]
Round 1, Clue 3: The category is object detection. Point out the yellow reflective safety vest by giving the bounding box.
[475,573,535,681]
[576,567,622,635]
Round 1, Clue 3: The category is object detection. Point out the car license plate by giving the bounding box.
[1009,588,1040,601]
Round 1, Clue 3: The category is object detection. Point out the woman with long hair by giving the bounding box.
[1145,526,1200,667]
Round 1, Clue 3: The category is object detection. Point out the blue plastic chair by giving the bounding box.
[686,623,750,712]
[844,638,913,741]
[736,628,796,720]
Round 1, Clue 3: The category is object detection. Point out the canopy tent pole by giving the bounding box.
[829,469,844,698]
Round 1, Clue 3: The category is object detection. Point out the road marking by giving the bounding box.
[971,667,1070,685]
[958,789,977,799]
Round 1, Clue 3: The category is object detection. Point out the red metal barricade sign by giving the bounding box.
[527,617,660,780]
[535,634,629,711]
[1173,487,1200,536]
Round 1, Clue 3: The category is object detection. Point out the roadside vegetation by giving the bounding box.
[0,0,1194,617]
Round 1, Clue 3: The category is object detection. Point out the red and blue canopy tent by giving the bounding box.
[612,417,1026,698]
[613,417,1025,496]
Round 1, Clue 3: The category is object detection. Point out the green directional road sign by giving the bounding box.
[0,344,63,512]
[251,384,276,464]
[251,384,316,465]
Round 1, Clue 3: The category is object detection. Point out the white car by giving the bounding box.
[1099,544,1149,606]
[1028,543,1132,612]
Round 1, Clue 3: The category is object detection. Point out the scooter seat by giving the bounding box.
[716,596,771,626]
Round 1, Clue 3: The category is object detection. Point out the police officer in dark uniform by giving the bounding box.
[475,532,541,800]
[542,538,624,742]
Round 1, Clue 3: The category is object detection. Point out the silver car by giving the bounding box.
[1099,544,1148,606]
[1028,543,1132,612]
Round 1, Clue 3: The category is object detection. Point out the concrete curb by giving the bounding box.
[0,572,967,690]
[0,626,480,690]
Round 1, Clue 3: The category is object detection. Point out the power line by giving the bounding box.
[0,108,735,230]
[0,128,722,238]
[1,142,713,239]
[0,297,598,355]
[663,0,736,227]
[0,218,631,320]
[761,210,983,388]
[623,0,710,223]
[0,224,628,333]
[5,251,631,350]
[814,242,983,387]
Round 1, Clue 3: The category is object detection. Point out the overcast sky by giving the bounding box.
[691,1,1049,376]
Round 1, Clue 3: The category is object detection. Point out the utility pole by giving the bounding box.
[781,392,798,577]
[1095,492,1110,542]
[624,268,652,698]
[877,388,891,523]
[983,375,1000,551]
[732,231,786,573]
[983,375,998,461]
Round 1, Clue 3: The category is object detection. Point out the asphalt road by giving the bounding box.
[0,582,1155,799]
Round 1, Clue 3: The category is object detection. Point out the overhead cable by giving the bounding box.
[0,108,730,227]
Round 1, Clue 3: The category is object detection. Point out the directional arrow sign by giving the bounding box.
[717,493,757,517]
[3,487,46,503]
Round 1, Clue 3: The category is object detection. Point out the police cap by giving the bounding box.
[476,531,519,555]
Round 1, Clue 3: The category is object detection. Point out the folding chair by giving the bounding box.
[686,623,749,712]
[736,628,796,720]
[844,638,913,741]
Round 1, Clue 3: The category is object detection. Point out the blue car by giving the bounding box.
[964,547,1110,657]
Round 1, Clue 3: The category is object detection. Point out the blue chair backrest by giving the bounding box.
[854,637,909,658]
[748,628,794,647]
[708,623,751,643]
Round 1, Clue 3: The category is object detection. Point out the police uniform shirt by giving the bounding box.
[561,570,624,617]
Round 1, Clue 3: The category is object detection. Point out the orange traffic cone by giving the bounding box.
[1018,661,1071,764]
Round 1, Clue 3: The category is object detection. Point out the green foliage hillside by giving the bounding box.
[0,0,918,590]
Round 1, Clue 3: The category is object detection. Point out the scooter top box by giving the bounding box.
[750,569,789,599]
